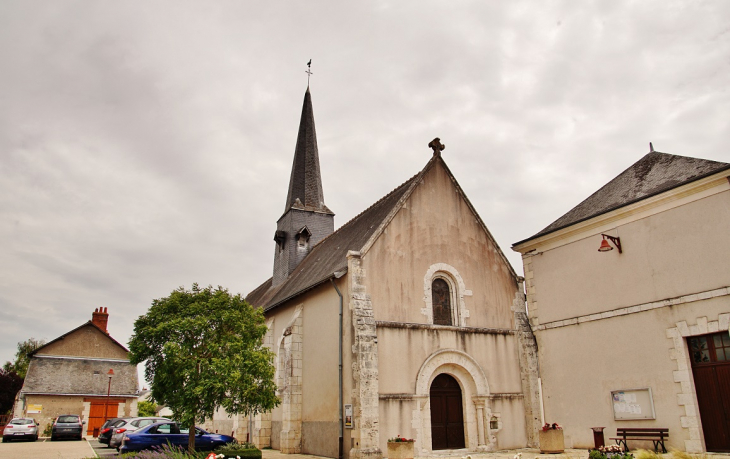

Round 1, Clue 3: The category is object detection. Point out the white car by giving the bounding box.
[2,418,39,442]
[109,417,170,450]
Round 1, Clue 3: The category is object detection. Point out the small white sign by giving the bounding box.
[344,404,353,429]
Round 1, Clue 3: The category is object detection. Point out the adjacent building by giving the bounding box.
[14,308,139,436]
[512,150,730,452]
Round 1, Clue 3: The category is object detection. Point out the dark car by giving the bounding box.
[98,417,130,446]
[51,414,84,441]
[2,418,39,442]
[119,421,235,453]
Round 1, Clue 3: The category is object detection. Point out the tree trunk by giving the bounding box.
[189,421,196,453]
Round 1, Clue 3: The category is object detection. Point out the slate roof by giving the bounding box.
[514,151,730,245]
[248,172,420,311]
[283,88,333,216]
[22,356,138,396]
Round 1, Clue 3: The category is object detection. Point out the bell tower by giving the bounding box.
[273,88,334,286]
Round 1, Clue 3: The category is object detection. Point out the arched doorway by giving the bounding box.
[430,373,465,450]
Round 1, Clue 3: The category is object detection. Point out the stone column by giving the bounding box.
[474,399,486,450]
[280,308,303,453]
[514,280,542,448]
[252,320,274,448]
[251,411,272,449]
[348,251,382,459]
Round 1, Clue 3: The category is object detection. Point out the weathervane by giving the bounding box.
[306,59,313,86]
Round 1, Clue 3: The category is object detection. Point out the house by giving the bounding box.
[14,308,139,437]
[512,149,730,452]
[224,87,542,459]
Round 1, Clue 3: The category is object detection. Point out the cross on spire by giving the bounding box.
[306,59,313,86]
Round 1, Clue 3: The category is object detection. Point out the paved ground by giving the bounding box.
[88,438,118,457]
[0,436,95,459]
[2,441,727,459]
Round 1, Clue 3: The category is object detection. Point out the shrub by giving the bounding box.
[115,443,208,458]
[43,419,54,437]
[214,442,262,459]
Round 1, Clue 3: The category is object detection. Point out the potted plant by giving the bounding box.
[387,435,414,459]
[539,423,564,454]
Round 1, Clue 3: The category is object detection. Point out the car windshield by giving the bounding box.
[57,416,79,423]
[11,419,34,425]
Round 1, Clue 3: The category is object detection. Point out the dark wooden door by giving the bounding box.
[430,373,465,450]
[689,332,730,452]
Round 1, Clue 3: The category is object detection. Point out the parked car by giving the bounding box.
[51,415,84,441]
[2,418,39,442]
[98,417,130,446]
[109,416,170,450]
[119,421,235,453]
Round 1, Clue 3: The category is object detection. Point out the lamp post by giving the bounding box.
[104,369,114,424]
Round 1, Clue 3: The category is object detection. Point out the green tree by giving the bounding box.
[137,400,157,417]
[128,284,279,452]
[3,338,45,379]
[0,369,23,415]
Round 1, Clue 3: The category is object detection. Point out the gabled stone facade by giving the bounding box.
[243,91,540,458]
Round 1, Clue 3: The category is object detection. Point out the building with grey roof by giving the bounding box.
[513,149,730,452]
[14,308,139,437]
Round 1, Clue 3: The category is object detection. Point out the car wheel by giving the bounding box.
[33,435,38,442]
[51,435,57,441]
[2,437,9,443]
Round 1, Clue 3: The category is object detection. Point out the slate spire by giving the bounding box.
[283,88,333,215]
[273,87,335,287]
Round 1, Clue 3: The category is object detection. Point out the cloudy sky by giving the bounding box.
[2,1,729,373]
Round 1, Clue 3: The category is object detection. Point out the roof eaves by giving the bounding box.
[263,268,347,313]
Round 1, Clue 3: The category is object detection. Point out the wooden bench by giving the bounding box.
[610,427,669,453]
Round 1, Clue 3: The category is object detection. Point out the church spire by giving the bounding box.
[283,88,333,215]
[273,87,335,286]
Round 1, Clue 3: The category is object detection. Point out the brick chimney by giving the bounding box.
[92,307,109,333]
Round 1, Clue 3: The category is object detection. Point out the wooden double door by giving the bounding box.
[86,399,120,436]
[430,373,465,450]
[689,332,730,452]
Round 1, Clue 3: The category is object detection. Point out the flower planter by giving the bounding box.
[539,429,565,454]
[387,441,414,459]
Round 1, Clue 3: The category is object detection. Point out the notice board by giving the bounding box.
[611,388,656,420]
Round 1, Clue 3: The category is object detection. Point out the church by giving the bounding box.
[236,86,541,459]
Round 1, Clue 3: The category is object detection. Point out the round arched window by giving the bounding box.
[432,278,452,326]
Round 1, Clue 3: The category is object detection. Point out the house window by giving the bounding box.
[689,333,730,364]
[432,278,453,326]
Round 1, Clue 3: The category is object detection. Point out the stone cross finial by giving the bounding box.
[429,137,445,156]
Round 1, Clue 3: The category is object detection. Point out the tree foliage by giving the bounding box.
[128,284,279,452]
[0,369,23,415]
[137,400,157,417]
[3,338,45,379]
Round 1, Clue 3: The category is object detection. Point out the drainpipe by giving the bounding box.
[331,271,345,459]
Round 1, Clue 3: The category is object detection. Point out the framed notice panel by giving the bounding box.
[611,388,656,420]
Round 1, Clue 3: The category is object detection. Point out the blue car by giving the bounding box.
[119,421,235,453]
